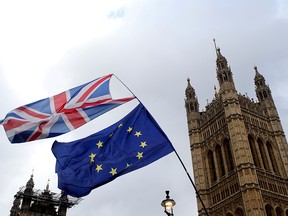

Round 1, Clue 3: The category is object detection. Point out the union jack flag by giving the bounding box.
[0,74,135,143]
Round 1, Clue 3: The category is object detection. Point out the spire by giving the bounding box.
[45,179,50,192]
[25,172,35,190]
[214,40,235,89]
[185,78,195,96]
[213,38,218,57]
[214,39,228,65]
[185,78,199,112]
[254,65,264,81]
[254,66,272,102]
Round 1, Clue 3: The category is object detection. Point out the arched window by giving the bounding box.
[216,145,226,177]
[208,150,217,183]
[266,141,279,174]
[190,102,194,111]
[235,207,245,216]
[223,73,228,81]
[226,212,234,216]
[258,138,270,171]
[285,209,288,216]
[223,139,234,172]
[265,204,273,216]
[248,135,261,168]
[276,206,283,216]
[259,92,263,100]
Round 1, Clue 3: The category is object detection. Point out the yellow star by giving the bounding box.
[135,131,142,137]
[89,153,96,163]
[136,152,143,159]
[140,141,148,148]
[118,123,123,128]
[127,127,133,133]
[126,163,132,168]
[109,168,117,176]
[95,164,103,173]
[109,132,113,137]
[96,140,103,148]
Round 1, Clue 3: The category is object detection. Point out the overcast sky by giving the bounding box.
[0,1,288,215]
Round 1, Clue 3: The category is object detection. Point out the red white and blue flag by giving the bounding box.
[0,74,135,143]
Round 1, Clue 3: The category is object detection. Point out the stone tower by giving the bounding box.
[9,174,81,216]
[185,45,288,216]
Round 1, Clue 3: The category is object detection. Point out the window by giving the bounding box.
[208,150,217,183]
[265,204,273,216]
[223,139,234,172]
[248,135,261,168]
[216,145,226,177]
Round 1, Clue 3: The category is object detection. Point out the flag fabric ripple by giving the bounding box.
[52,103,175,197]
[0,74,135,143]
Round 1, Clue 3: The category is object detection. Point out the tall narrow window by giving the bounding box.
[265,204,273,216]
[190,102,194,111]
[276,206,283,216]
[248,135,261,168]
[258,138,270,171]
[216,145,226,177]
[208,150,217,183]
[266,141,279,174]
[223,139,234,172]
[235,207,245,216]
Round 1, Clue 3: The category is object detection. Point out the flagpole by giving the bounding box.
[113,74,209,215]
[113,74,138,100]
[173,149,209,215]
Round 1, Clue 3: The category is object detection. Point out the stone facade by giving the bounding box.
[185,46,288,216]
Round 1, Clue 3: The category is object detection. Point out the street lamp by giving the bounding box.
[161,191,176,216]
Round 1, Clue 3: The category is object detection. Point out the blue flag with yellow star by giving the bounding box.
[52,103,175,197]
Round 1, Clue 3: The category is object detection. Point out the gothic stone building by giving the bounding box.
[185,47,288,216]
[10,174,80,216]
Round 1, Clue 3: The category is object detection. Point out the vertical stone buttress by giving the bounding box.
[254,66,288,178]
[185,78,208,213]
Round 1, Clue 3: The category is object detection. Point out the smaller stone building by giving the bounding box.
[10,174,81,216]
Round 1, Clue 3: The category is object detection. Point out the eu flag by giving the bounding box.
[52,103,175,197]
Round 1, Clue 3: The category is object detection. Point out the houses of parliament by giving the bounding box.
[185,45,288,215]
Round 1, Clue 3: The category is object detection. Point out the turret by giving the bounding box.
[10,196,21,216]
[58,191,69,216]
[254,66,279,119]
[185,78,199,113]
[185,77,201,134]
[21,173,35,212]
[214,39,236,92]
[254,66,273,102]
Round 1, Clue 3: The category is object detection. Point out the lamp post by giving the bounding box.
[161,191,176,216]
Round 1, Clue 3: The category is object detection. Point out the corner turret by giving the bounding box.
[9,196,21,216]
[185,78,199,113]
[214,39,235,92]
[254,66,273,102]
[21,172,35,212]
